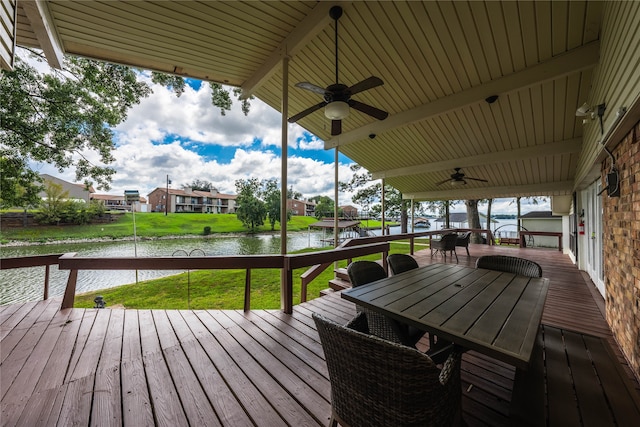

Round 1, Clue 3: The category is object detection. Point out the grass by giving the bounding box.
[73,242,427,310]
[1,212,393,243]
[3,210,406,309]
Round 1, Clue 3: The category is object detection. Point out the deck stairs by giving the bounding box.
[320,267,352,296]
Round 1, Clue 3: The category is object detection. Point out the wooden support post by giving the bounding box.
[243,269,251,312]
[61,269,78,309]
[43,264,50,300]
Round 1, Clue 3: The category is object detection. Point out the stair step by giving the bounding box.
[329,278,351,291]
[334,267,349,281]
[320,288,335,297]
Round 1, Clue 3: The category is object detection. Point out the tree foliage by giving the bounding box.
[310,195,338,219]
[1,49,253,209]
[1,53,151,203]
[183,179,215,192]
[263,179,291,231]
[235,178,266,232]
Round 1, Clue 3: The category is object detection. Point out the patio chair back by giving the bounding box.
[430,233,459,262]
[387,253,419,275]
[313,312,462,427]
[347,261,424,347]
[455,231,472,256]
[476,255,543,278]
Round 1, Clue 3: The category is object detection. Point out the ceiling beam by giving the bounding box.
[325,41,600,149]
[21,0,64,69]
[371,138,582,179]
[240,2,338,98]
[403,181,575,201]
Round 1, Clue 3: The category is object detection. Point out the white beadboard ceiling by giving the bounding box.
[14,0,605,201]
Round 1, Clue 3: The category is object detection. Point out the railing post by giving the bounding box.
[61,269,78,309]
[244,269,251,312]
[410,236,415,255]
[281,257,293,314]
[43,264,50,300]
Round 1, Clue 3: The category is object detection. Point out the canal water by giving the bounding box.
[1,231,329,305]
[1,221,518,305]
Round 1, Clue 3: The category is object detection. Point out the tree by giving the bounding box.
[263,179,290,231]
[311,195,337,219]
[1,49,252,209]
[339,164,416,232]
[35,181,68,225]
[465,199,483,243]
[287,187,302,200]
[1,53,152,197]
[183,179,215,192]
[235,178,266,232]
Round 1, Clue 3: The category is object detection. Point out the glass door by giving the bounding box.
[585,181,605,296]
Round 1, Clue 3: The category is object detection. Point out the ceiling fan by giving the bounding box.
[436,168,488,186]
[287,5,388,136]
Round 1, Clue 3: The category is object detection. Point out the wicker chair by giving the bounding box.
[455,231,472,256]
[347,261,425,347]
[430,233,459,263]
[313,312,463,427]
[476,255,543,278]
[387,253,419,275]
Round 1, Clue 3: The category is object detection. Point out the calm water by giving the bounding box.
[0,231,329,305]
[1,220,518,305]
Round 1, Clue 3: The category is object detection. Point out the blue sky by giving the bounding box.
[32,62,548,214]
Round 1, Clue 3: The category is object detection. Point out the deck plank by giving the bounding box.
[153,310,221,426]
[1,245,638,426]
[138,310,188,426]
[192,310,291,426]
[167,310,254,427]
[91,308,124,427]
[120,310,154,426]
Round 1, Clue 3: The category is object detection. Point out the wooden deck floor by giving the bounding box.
[1,245,638,426]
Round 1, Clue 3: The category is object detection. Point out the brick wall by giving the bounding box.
[603,120,640,377]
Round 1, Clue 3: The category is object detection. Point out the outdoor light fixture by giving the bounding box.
[324,101,350,120]
[575,102,592,117]
[451,179,465,186]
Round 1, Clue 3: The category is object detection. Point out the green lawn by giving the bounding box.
[73,242,427,310]
[1,212,393,243]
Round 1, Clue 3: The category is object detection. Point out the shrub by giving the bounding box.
[203,226,212,235]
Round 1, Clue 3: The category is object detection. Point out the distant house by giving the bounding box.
[286,199,316,217]
[90,193,149,212]
[39,174,93,203]
[147,187,236,214]
[520,211,562,248]
[434,212,498,229]
[340,205,358,219]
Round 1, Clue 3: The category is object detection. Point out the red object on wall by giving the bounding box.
[578,220,585,235]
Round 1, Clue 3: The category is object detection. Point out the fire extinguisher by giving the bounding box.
[578,220,585,235]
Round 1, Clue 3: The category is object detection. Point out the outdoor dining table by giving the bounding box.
[341,263,549,370]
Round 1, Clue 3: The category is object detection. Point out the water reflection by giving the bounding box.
[1,231,325,305]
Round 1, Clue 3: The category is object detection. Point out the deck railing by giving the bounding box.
[299,227,494,302]
[55,242,390,313]
[0,254,64,301]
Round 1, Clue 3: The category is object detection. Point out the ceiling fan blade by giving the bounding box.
[466,177,489,182]
[295,82,326,95]
[349,100,389,120]
[331,119,342,136]
[435,178,452,186]
[349,76,384,95]
[288,101,325,123]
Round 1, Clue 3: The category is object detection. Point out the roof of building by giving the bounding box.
[309,220,360,229]
[519,211,561,219]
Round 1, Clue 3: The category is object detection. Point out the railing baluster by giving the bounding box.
[244,269,251,312]
[44,264,50,300]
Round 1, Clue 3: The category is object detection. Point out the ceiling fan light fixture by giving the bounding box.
[451,179,465,186]
[325,101,350,120]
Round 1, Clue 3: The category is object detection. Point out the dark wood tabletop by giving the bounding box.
[341,263,549,370]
